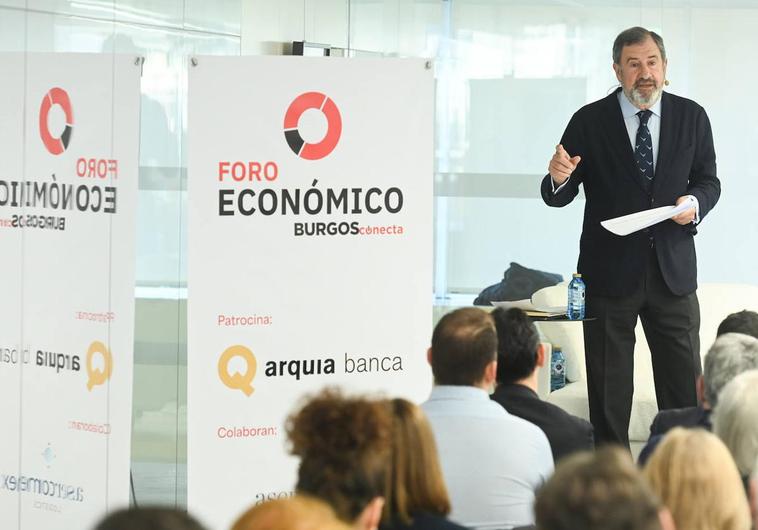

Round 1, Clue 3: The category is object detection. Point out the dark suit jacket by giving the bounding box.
[638,405,711,465]
[541,88,720,297]
[491,383,594,462]
[649,404,711,436]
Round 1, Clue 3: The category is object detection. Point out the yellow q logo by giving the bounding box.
[86,341,113,391]
[218,345,257,396]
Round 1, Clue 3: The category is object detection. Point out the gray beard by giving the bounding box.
[625,84,663,108]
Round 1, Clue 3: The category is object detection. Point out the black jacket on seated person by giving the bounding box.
[637,405,712,465]
[649,404,711,436]
[491,383,594,462]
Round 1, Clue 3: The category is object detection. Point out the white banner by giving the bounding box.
[187,57,433,529]
[0,53,140,530]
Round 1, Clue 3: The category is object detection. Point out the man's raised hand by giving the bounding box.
[549,144,581,186]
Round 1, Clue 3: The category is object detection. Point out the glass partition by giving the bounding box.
[2,0,757,523]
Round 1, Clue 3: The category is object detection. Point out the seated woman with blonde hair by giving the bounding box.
[382,398,467,530]
[643,427,751,530]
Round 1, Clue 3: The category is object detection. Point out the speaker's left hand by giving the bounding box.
[671,196,696,225]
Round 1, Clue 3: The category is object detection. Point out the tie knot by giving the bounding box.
[637,109,652,126]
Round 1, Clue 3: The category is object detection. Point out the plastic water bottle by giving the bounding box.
[550,346,566,392]
[567,273,586,320]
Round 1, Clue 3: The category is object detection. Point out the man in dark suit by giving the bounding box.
[491,307,594,462]
[541,27,720,446]
[638,328,758,464]
[650,311,758,434]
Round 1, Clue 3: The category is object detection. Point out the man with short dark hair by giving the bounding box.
[428,306,502,387]
[645,311,758,439]
[542,26,720,446]
[717,310,758,339]
[638,331,758,464]
[490,308,593,462]
[535,447,675,530]
[422,307,553,530]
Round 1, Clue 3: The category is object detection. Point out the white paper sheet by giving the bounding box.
[601,198,695,236]
[490,299,533,310]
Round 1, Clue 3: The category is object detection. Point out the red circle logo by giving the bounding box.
[39,87,74,155]
[283,92,341,160]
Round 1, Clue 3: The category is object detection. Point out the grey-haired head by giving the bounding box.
[612,27,666,65]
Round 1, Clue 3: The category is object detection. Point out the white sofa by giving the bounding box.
[531,283,758,449]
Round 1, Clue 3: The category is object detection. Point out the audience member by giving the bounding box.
[94,508,207,530]
[287,389,389,530]
[422,307,553,529]
[381,398,466,530]
[651,331,758,435]
[490,307,593,461]
[713,369,758,480]
[717,310,758,339]
[643,428,750,530]
[639,331,758,464]
[649,309,758,437]
[534,447,672,530]
[231,496,352,530]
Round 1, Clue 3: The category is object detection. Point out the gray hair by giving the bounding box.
[703,332,758,407]
[712,369,758,475]
[612,27,667,65]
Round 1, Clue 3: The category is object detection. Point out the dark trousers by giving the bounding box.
[583,249,701,447]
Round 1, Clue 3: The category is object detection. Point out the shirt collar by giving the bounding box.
[429,385,490,401]
[617,88,662,120]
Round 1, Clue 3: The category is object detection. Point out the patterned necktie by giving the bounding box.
[635,109,654,190]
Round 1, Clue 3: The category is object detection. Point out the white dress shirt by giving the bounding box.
[422,385,554,530]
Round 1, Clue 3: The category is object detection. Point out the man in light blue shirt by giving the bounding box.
[422,307,554,530]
